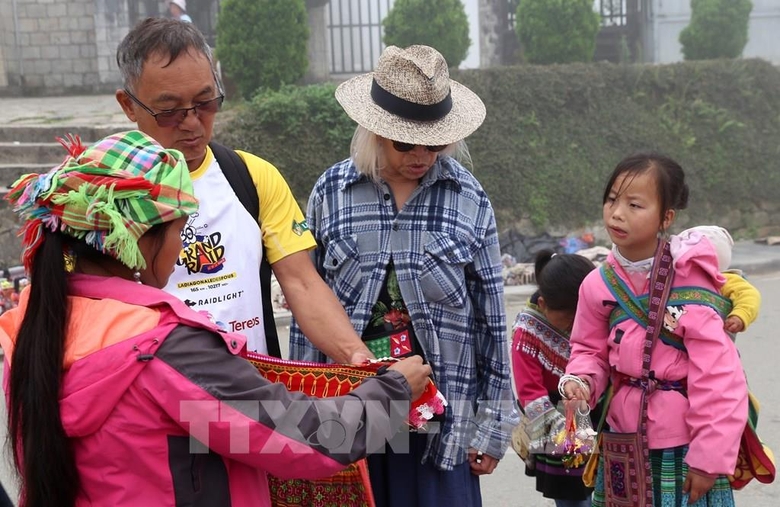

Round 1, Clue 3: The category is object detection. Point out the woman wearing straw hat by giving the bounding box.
[0,130,432,507]
[289,45,518,506]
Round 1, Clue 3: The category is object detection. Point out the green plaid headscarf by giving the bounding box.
[6,130,199,271]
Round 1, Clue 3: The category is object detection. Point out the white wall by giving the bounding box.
[649,0,780,64]
[461,0,481,69]
[743,0,780,64]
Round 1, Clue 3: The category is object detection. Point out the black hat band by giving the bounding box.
[370,79,452,122]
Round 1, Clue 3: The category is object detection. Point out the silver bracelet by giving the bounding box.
[558,374,588,399]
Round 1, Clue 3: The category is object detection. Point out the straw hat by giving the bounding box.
[335,45,486,146]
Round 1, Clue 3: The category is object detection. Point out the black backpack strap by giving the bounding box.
[208,142,281,358]
[209,142,259,219]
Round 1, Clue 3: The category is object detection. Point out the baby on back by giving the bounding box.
[677,225,761,337]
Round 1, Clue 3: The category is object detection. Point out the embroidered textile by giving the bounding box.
[601,263,732,351]
[513,307,569,379]
[244,352,446,507]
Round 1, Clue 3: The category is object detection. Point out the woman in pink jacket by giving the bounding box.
[561,153,747,507]
[0,131,431,507]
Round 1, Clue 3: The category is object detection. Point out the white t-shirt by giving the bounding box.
[164,154,267,352]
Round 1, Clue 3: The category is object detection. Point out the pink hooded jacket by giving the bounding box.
[0,274,411,506]
[566,236,748,476]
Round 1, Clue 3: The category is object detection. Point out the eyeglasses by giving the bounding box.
[391,141,448,153]
[123,89,224,127]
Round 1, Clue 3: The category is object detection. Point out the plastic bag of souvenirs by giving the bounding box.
[551,400,596,469]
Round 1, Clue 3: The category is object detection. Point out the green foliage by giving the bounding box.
[516,0,600,64]
[217,60,780,234]
[216,83,354,199]
[679,0,753,60]
[383,0,470,68]
[216,0,309,98]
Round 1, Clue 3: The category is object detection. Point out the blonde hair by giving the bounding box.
[350,125,473,181]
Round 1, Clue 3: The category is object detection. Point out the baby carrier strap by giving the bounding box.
[599,262,732,352]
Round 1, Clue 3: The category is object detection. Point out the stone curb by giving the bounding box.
[733,258,780,277]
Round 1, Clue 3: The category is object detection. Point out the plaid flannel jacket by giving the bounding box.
[289,156,518,470]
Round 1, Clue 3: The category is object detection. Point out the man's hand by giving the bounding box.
[468,449,499,476]
[349,349,375,365]
[683,468,716,504]
[274,251,369,364]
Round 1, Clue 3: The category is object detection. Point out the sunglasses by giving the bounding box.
[124,89,224,127]
[391,141,448,153]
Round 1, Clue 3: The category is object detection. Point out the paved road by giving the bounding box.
[0,95,132,128]
[1,274,779,505]
[275,274,780,506]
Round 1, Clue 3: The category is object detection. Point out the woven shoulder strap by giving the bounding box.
[636,240,675,502]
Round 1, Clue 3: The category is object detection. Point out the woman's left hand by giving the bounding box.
[468,448,499,476]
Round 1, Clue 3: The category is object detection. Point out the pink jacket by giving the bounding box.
[0,274,411,506]
[566,238,747,475]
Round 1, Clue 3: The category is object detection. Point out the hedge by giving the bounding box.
[216,59,780,234]
[219,84,354,198]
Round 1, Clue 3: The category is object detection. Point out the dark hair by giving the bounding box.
[8,223,171,507]
[116,17,220,92]
[8,230,78,507]
[69,222,171,282]
[534,249,595,311]
[602,153,689,225]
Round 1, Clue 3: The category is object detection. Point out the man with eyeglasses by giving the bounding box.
[115,18,373,364]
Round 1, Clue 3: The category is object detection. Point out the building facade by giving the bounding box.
[1,0,778,96]
[0,0,220,96]
[0,0,123,95]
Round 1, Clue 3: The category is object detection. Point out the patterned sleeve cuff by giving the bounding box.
[523,396,556,440]
[524,395,555,420]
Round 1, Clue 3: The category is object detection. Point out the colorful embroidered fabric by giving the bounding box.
[244,352,446,507]
[607,286,732,341]
[513,305,570,378]
[600,263,731,351]
[363,264,417,359]
[5,130,198,271]
[729,392,776,489]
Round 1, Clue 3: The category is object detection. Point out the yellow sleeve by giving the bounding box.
[235,150,316,264]
[721,272,761,329]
